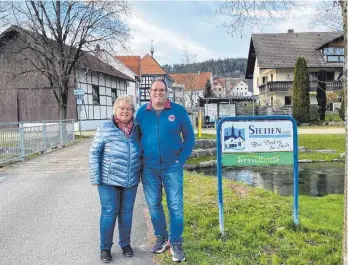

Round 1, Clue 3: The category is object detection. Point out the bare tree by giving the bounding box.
[217,1,299,37]
[218,1,348,263]
[177,47,213,127]
[0,1,130,119]
[309,1,343,31]
[180,47,213,106]
[181,47,199,111]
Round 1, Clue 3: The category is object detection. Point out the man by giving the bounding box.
[135,78,195,262]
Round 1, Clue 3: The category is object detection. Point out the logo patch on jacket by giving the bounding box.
[168,115,175,122]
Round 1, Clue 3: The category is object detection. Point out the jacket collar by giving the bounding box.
[146,99,171,111]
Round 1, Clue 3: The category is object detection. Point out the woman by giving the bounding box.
[89,95,141,263]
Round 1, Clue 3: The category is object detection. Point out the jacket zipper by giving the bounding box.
[127,140,130,187]
[157,112,161,164]
[126,124,137,187]
[112,121,138,187]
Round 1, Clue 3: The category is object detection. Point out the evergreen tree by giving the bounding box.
[339,89,345,120]
[292,57,310,123]
[204,80,213,98]
[316,70,327,121]
[162,58,247,77]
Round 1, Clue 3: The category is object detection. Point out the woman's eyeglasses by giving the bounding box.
[117,106,133,111]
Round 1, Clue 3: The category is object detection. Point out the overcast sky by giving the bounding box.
[120,0,341,65]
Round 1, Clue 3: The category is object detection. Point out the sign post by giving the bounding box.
[198,110,202,138]
[216,115,299,236]
[74,89,84,136]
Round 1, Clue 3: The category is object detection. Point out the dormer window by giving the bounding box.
[323,47,344,62]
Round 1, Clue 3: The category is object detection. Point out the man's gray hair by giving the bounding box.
[150,77,168,90]
[113,95,135,115]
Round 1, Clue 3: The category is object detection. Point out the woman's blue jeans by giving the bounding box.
[97,184,138,250]
[142,163,183,244]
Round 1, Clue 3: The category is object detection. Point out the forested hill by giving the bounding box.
[162,58,248,78]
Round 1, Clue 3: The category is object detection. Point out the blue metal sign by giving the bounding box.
[216,115,299,235]
[73,88,84,96]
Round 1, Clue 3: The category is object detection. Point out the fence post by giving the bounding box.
[59,120,63,145]
[43,121,47,151]
[19,122,25,160]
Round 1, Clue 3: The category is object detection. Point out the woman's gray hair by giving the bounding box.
[113,95,135,115]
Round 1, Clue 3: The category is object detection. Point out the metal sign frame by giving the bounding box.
[73,88,85,135]
[216,115,299,236]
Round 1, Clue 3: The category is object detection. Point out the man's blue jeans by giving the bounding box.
[97,184,138,250]
[142,163,183,244]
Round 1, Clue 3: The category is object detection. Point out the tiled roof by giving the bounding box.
[1,25,134,82]
[170,72,212,91]
[250,31,343,70]
[213,77,225,86]
[77,53,134,82]
[140,54,166,75]
[115,56,141,76]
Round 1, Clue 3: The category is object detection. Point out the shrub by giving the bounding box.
[309,105,319,121]
[292,57,310,123]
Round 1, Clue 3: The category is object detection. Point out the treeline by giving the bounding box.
[162,58,248,77]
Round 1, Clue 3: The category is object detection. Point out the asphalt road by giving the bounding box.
[0,139,155,265]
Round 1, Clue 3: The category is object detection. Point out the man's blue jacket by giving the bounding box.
[135,101,195,169]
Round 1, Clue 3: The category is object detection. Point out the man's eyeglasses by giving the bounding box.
[150,88,166,93]
[117,106,133,112]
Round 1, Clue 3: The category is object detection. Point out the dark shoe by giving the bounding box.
[100,250,111,263]
[152,236,169,254]
[170,242,186,262]
[122,245,134,257]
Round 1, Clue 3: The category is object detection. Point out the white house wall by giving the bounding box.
[230,81,253,96]
[75,69,128,130]
[253,57,260,95]
[257,66,342,106]
[95,51,139,108]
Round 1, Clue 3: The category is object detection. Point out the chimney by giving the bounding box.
[95,44,101,52]
[150,40,154,57]
[197,71,201,75]
[287,29,294,33]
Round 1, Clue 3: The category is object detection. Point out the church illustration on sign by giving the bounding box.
[224,125,246,150]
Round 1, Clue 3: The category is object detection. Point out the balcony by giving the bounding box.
[259,80,343,95]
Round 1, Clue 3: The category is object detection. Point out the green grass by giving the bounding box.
[192,134,345,163]
[298,134,345,161]
[186,155,215,165]
[155,173,344,265]
[325,113,341,122]
[74,134,92,140]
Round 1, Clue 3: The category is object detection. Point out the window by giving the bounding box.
[271,74,274,81]
[262,77,267,84]
[285,96,291,106]
[92,85,100,105]
[309,72,317,81]
[140,76,153,102]
[323,47,344,62]
[326,72,334,81]
[111,89,117,104]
